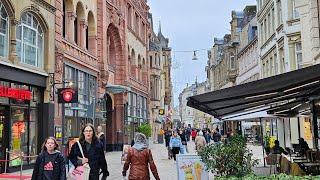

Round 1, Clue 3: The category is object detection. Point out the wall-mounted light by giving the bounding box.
[49,73,74,101]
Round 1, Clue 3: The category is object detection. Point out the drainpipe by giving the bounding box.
[318,0,320,40]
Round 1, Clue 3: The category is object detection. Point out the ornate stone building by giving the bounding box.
[206,6,257,134]
[0,0,55,172]
[179,81,209,129]
[236,7,259,85]
[148,14,172,141]
[125,0,150,145]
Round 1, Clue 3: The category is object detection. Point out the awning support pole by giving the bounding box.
[259,117,266,167]
[311,100,319,149]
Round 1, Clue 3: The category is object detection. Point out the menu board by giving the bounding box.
[304,119,312,140]
[176,154,209,180]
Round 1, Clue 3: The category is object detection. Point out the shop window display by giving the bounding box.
[10,108,28,166]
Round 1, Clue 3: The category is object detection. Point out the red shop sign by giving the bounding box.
[0,86,32,100]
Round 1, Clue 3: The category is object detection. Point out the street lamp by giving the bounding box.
[192,51,198,60]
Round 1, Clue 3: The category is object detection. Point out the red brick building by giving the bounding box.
[54,0,150,152]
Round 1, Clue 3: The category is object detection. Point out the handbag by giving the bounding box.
[68,141,91,180]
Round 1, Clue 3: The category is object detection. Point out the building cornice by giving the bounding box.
[30,0,56,14]
[238,37,258,57]
[257,0,273,21]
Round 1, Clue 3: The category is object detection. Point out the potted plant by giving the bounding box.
[198,135,259,177]
[263,135,271,154]
[137,123,152,145]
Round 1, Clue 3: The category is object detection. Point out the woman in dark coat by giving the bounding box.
[69,124,109,180]
[31,137,66,180]
[164,129,173,159]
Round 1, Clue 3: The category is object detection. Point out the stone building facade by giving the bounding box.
[179,81,209,128]
[0,0,55,172]
[148,14,173,141]
[236,9,259,85]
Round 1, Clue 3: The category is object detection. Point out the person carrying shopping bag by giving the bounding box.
[69,124,109,180]
[31,137,66,180]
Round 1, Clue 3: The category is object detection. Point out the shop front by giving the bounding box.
[0,65,47,173]
[62,65,97,153]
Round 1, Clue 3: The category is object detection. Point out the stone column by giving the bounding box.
[9,18,19,63]
[66,11,76,42]
[79,20,87,49]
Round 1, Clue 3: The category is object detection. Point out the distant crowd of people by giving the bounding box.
[163,125,223,161]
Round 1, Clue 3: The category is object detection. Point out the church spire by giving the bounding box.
[158,21,164,37]
[158,21,162,34]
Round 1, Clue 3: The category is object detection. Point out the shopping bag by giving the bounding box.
[68,141,91,180]
[68,163,90,180]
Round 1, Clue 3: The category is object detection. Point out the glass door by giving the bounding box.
[0,105,9,173]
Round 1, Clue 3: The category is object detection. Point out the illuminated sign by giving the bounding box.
[0,86,32,100]
[159,109,165,115]
[58,88,78,103]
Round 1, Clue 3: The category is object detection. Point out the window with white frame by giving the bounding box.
[292,0,300,19]
[16,12,44,68]
[0,2,8,57]
[296,42,302,69]
[277,0,282,26]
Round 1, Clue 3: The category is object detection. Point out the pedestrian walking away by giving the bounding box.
[69,123,109,180]
[122,133,160,180]
[191,129,197,142]
[97,125,106,151]
[164,129,173,159]
[195,131,206,152]
[31,137,66,180]
[179,129,188,153]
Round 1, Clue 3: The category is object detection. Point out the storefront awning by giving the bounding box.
[221,107,275,121]
[187,64,320,119]
[106,84,131,94]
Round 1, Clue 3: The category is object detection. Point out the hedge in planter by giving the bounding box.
[198,135,259,177]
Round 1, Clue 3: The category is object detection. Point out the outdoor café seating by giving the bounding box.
[266,149,320,176]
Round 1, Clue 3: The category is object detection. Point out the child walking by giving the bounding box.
[31,137,66,180]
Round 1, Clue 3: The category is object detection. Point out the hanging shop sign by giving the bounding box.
[0,86,32,100]
[58,88,78,103]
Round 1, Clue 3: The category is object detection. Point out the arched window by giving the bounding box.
[16,12,44,68]
[230,52,235,70]
[0,2,9,57]
[149,55,153,68]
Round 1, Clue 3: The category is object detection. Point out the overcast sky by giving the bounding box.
[147,0,257,107]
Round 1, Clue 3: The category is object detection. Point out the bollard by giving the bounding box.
[4,148,8,174]
[20,152,23,180]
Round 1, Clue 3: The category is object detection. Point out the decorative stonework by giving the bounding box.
[30,0,56,14]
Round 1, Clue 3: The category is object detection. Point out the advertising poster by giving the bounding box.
[304,120,312,140]
[176,154,209,180]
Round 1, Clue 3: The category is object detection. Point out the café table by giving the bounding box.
[302,162,320,175]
